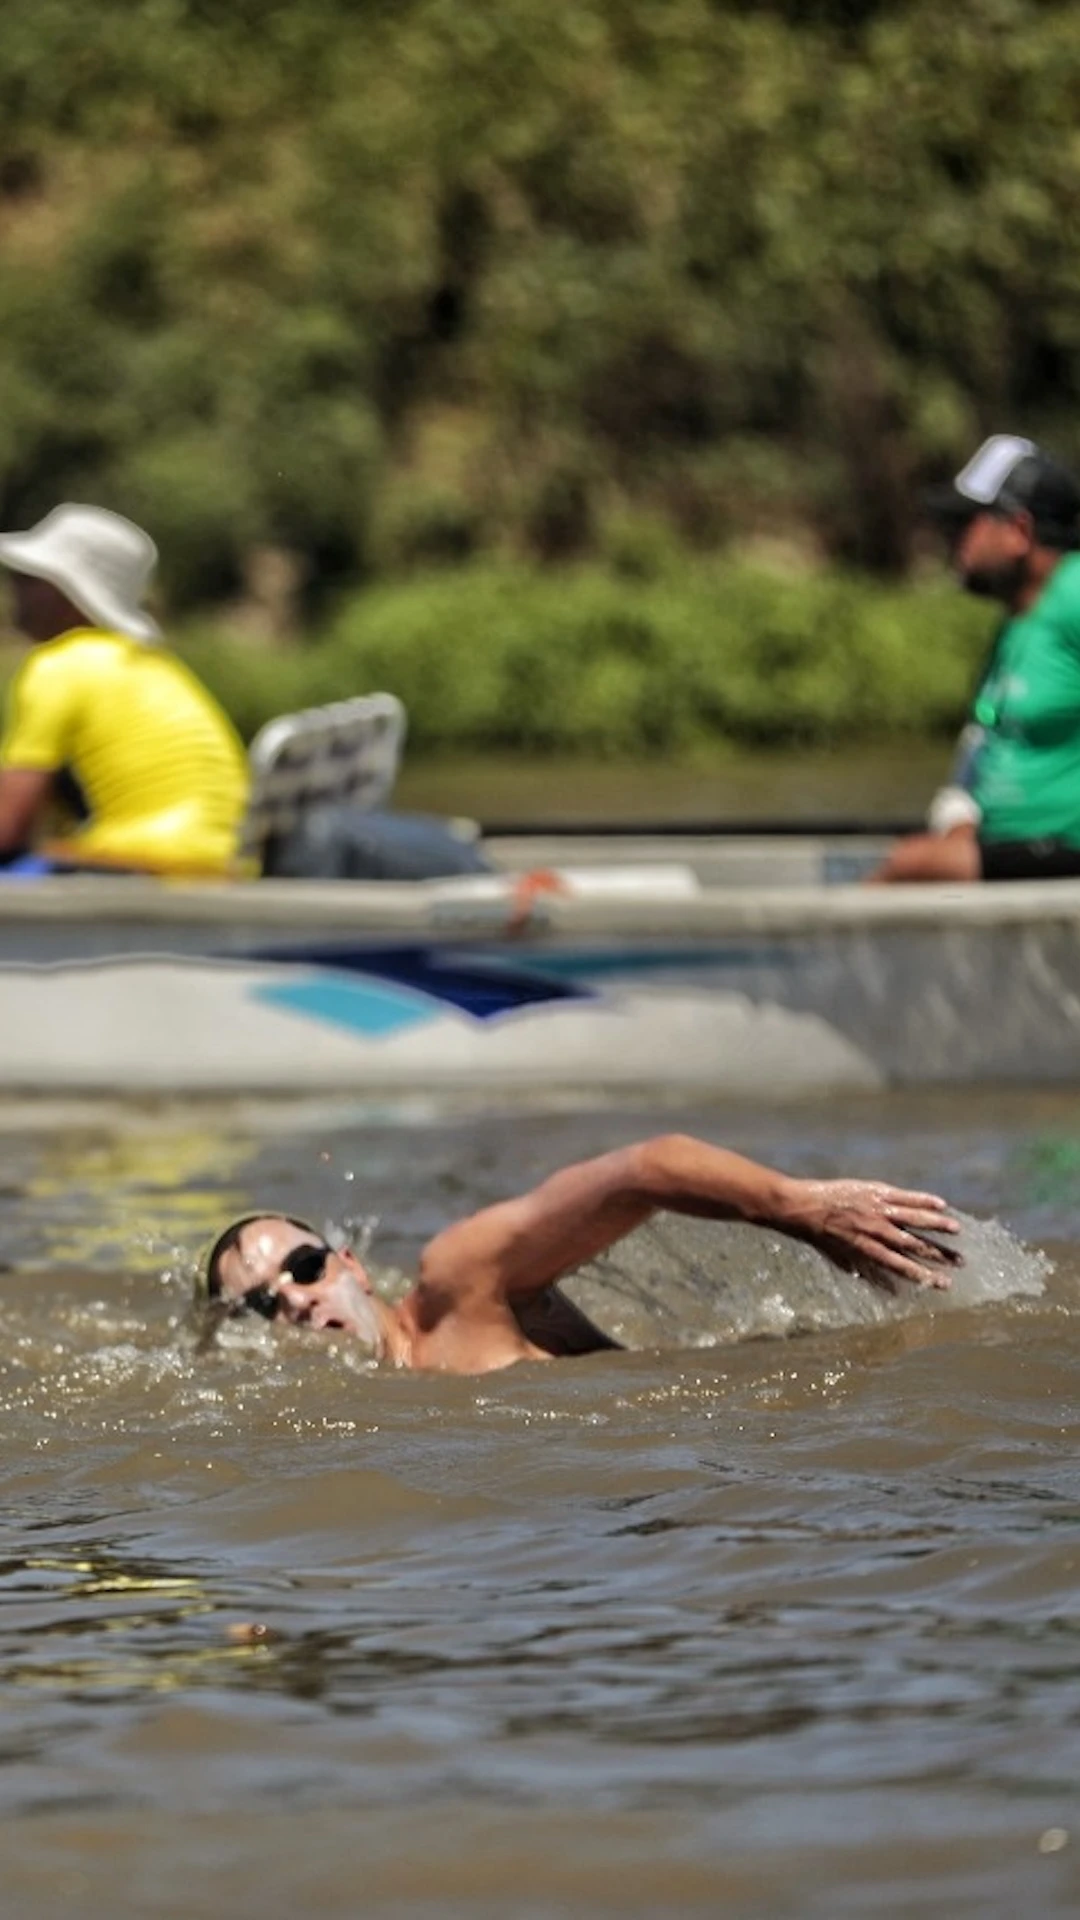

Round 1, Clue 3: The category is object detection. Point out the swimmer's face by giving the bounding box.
[214,1217,387,1354]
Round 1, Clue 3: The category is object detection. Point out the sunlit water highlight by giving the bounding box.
[2,1086,1080,1917]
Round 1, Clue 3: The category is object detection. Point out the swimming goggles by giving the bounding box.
[235,1240,331,1320]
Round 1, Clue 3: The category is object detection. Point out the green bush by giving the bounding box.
[160,560,991,756]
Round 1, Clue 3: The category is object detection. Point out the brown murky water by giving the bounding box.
[395,744,951,828]
[3,1086,1080,1918]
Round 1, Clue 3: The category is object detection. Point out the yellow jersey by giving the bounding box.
[0,627,250,876]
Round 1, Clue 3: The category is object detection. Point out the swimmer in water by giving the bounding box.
[201,1134,962,1374]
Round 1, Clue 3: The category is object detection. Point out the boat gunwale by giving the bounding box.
[2,871,1080,940]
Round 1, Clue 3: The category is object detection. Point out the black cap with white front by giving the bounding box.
[925,434,1080,548]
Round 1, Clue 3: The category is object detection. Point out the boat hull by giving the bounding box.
[4,868,1080,1093]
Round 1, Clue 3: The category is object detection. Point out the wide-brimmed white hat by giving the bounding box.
[0,503,162,642]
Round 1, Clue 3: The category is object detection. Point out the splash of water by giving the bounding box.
[561,1210,1049,1352]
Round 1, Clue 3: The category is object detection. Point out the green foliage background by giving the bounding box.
[173,563,990,754]
[0,0,1071,750]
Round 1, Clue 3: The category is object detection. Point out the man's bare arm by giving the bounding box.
[0,767,52,856]
[412,1134,961,1331]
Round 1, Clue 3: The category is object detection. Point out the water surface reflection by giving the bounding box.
[2,1090,1080,1916]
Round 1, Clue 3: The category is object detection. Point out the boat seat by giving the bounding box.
[241,692,407,870]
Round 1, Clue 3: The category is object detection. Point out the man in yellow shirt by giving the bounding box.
[0,504,249,876]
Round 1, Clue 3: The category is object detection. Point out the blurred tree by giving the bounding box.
[0,0,1079,604]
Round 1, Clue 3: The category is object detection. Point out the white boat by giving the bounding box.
[3,836,1080,1094]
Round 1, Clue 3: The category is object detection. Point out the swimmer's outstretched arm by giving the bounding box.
[411,1134,961,1340]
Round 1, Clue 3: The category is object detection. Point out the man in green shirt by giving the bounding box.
[874,434,1080,883]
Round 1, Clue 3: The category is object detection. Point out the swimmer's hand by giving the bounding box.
[775,1179,962,1287]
